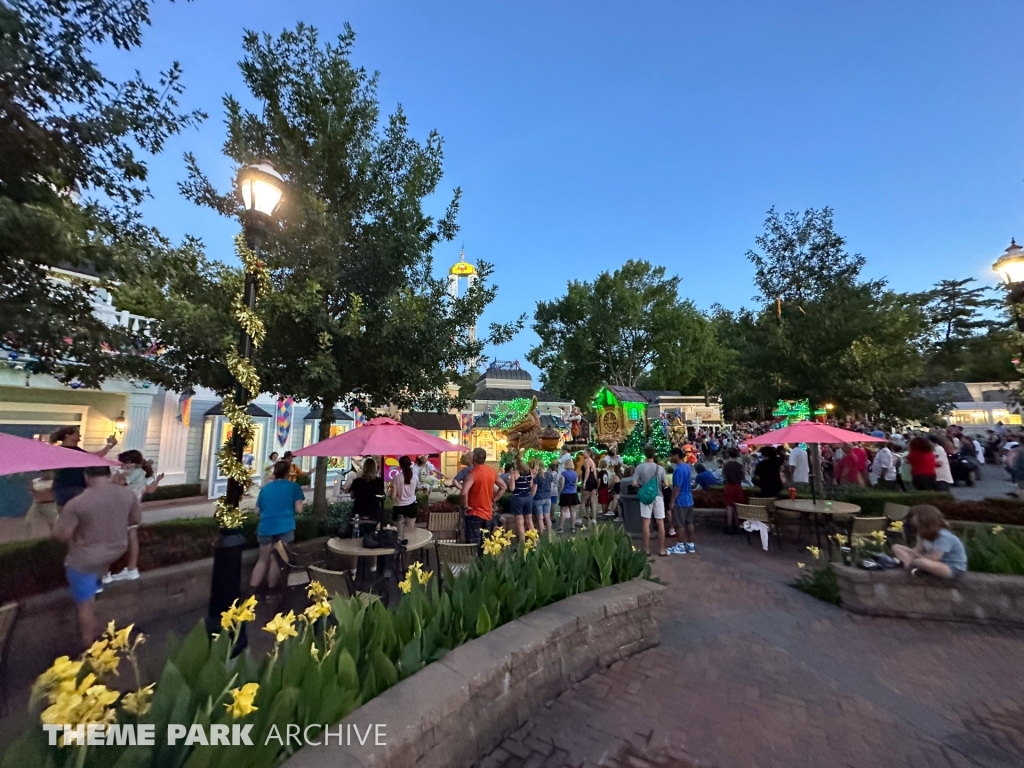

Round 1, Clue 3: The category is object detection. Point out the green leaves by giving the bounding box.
[6,526,647,768]
[528,260,706,404]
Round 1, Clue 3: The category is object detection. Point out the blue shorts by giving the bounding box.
[533,498,552,517]
[510,495,533,516]
[257,530,295,546]
[66,565,101,604]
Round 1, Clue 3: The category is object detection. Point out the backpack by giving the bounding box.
[638,474,660,505]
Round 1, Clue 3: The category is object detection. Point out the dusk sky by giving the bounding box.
[100,0,1024,379]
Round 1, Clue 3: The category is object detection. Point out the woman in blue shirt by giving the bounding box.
[250,461,305,592]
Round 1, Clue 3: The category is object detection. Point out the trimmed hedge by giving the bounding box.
[0,512,335,604]
[693,487,1024,525]
[143,483,203,502]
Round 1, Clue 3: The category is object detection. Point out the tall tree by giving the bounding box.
[746,206,870,309]
[742,207,932,419]
[129,24,520,514]
[527,260,704,407]
[0,0,204,386]
[917,278,1008,383]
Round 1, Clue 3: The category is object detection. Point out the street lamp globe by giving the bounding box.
[236,161,285,221]
[993,239,1024,286]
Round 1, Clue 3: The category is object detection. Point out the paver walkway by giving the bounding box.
[479,528,1024,768]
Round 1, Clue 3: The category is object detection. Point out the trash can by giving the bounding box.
[620,489,642,538]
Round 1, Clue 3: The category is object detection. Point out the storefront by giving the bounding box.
[300,407,353,489]
[400,412,463,478]
[200,401,273,499]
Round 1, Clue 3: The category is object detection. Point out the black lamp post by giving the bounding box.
[994,239,1024,332]
[206,161,285,636]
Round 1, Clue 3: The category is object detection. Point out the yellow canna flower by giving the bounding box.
[888,520,904,532]
[524,529,540,551]
[40,673,119,731]
[107,622,134,651]
[992,525,1004,535]
[398,576,412,594]
[224,682,259,718]
[806,545,821,560]
[33,655,84,701]
[85,639,120,676]
[310,644,320,662]
[797,562,806,569]
[870,530,887,544]
[221,595,257,632]
[263,611,298,644]
[307,581,329,603]
[121,683,155,717]
[302,600,331,623]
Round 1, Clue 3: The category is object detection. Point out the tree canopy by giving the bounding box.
[0,0,203,386]
[122,23,521,512]
[527,260,705,406]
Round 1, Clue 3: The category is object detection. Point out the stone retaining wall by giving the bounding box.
[835,563,1024,626]
[284,578,666,768]
[9,537,329,677]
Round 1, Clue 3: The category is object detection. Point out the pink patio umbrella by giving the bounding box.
[0,432,118,476]
[293,417,469,457]
[745,422,887,446]
[745,422,886,501]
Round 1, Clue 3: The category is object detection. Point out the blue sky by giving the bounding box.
[102,0,1024,378]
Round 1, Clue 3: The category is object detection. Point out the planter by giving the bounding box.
[283,578,666,768]
[834,563,1024,627]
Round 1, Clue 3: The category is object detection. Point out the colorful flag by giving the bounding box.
[276,396,294,447]
[176,394,191,428]
[460,413,475,447]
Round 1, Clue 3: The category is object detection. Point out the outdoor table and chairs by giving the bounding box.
[772,499,861,555]
[327,528,433,600]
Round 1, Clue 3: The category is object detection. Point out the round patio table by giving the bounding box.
[327,528,434,601]
[773,499,861,552]
[327,527,433,558]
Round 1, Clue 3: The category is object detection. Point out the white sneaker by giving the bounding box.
[122,568,140,580]
[102,572,115,584]
[668,528,677,537]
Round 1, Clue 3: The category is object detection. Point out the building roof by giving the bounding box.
[603,385,648,403]
[303,407,353,422]
[475,367,533,384]
[638,389,681,400]
[473,386,571,403]
[472,413,567,429]
[204,401,273,418]
[914,382,978,404]
[401,412,461,431]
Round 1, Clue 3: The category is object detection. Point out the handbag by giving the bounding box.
[637,475,660,505]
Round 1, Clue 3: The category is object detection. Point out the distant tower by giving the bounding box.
[448,247,478,347]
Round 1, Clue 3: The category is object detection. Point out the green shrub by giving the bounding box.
[143,482,202,502]
[0,512,337,603]
[794,563,840,605]
[447,492,463,506]
[3,526,649,767]
[963,527,1024,575]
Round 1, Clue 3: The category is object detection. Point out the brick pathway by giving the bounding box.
[477,529,1024,768]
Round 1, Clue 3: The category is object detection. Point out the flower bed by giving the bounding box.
[3,526,649,767]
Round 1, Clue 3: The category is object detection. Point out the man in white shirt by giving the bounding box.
[788,444,809,484]
[870,443,897,488]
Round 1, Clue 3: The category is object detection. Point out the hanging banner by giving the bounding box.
[176,394,192,429]
[460,413,475,447]
[276,396,294,448]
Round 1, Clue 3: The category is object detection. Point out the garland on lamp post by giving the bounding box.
[213,234,271,530]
